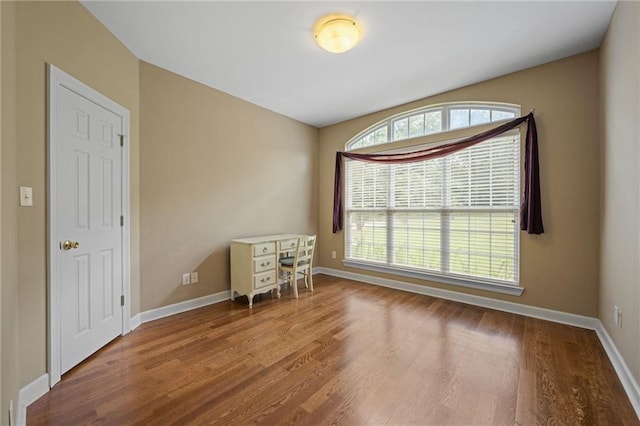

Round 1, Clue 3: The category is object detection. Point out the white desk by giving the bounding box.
[230,234,303,308]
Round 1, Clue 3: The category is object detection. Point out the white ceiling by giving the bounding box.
[81,1,616,128]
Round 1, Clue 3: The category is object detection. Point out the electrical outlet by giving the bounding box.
[614,305,619,325]
[614,305,622,328]
[619,310,623,328]
[190,271,198,283]
[182,273,191,285]
[331,251,337,259]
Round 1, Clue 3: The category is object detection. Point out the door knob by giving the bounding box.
[62,240,80,250]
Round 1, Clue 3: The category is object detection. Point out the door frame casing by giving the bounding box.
[47,64,131,387]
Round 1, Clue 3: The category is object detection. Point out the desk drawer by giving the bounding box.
[279,239,298,252]
[253,242,275,256]
[254,271,276,289]
[253,255,276,273]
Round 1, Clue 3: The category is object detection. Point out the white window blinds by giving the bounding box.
[345,134,520,284]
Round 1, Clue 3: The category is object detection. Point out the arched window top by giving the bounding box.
[346,102,521,151]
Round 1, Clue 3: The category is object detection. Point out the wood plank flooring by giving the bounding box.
[28,275,638,425]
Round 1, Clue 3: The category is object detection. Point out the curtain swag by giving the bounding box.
[333,112,544,235]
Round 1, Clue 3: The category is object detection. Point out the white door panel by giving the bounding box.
[57,84,123,374]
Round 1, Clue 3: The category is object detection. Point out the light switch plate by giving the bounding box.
[20,186,33,206]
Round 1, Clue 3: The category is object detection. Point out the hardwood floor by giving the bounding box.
[28,275,638,425]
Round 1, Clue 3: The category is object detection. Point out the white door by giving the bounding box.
[49,66,128,379]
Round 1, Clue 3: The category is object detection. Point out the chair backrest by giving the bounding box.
[293,235,316,269]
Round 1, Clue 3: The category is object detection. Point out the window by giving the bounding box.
[344,103,521,290]
[347,103,517,151]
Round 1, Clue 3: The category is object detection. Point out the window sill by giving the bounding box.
[342,260,524,296]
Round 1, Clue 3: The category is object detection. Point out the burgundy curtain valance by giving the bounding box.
[333,112,544,234]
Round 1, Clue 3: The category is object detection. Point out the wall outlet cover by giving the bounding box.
[182,273,191,285]
[190,271,199,283]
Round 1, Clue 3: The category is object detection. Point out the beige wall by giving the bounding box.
[139,62,318,311]
[1,0,20,418]
[318,51,601,317]
[600,1,640,383]
[8,0,141,393]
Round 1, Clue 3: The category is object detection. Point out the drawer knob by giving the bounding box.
[263,247,268,253]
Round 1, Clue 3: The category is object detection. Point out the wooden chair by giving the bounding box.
[278,235,316,299]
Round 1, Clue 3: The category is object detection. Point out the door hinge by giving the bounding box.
[119,134,124,147]
[120,295,125,306]
[120,216,124,227]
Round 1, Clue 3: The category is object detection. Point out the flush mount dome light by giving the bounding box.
[313,14,361,54]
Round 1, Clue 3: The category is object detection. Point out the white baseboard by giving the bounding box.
[132,274,324,328]
[130,313,142,331]
[595,323,640,418]
[17,374,49,426]
[315,266,640,419]
[138,290,231,325]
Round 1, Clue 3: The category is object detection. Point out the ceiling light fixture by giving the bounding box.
[313,14,361,54]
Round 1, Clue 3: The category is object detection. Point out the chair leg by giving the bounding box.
[292,272,299,299]
[308,269,314,292]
